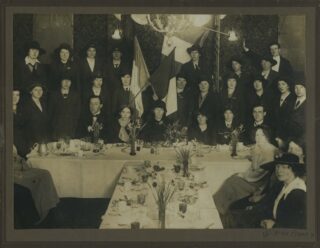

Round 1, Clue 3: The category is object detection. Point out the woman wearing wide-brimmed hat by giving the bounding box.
[21,79,49,152]
[49,43,80,92]
[259,153,306,229]
[14,40,47,97]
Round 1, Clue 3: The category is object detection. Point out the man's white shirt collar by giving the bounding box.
[25,56,40,65]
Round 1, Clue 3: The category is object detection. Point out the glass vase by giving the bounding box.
[130,138,136,156]
[158,208,166,229]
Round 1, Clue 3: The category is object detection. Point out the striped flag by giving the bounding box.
[131,36,150,117]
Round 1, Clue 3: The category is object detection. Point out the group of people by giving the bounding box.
[13,39,306,160]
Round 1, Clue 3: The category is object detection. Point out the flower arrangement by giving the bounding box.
[88,121,103,144]
[149,179,175,229]
[230,124,245,157]
[165,121,186,144]
[175,145,194,177]
[127,118,146,155]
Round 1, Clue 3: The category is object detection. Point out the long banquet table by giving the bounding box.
[28,145,251,199]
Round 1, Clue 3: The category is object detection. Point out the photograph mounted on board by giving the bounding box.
[11,13,308,231]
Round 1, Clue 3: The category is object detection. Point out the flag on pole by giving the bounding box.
[131,36,150,117]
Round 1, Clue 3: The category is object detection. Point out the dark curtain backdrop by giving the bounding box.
[13,14,278,78]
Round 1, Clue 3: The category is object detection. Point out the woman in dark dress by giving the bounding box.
[219,73,245,124]
[48,73,81,140]
[108,105,133,143]
[139,100,169,143]
[49,43,80,92]
[21,81,49,151]
[13,84,28,157]
[188,111,214,145]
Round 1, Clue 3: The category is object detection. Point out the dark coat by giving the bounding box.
[167,88,195,127]
[21,97,49,150]
[216,120,239,145]
[273,93,296,139]
[243,121,270,145]
[77,111,108,141]
[112,87,135,117]
[48,60,80,92]
[179,60,209,91]
[277,56,294,79]
[78,58,105,93]
[219,88,245,124]
[104,59,130,92]
[188,124,215,145]
[285,100,306,146]
[192,91,219,125]
[13,107,29,157]
[14,60,47,96]
[139,118,169,143]
[48,90,81,140]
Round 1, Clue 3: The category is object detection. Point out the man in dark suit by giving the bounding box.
[79,43,105,94]
[179,44,209,92]
[167,73,195,133]
[244,104,270,145]
[269,42,293,79]
[243,41,279,95]
[77,95,107,141]
[14,41,47,99]
[104,46,130,93]
[112,70,135,117]
[48,72,81,140]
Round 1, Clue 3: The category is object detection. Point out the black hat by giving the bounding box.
[293,71,306,87]
[13,82,21,91]
[260,54,277,66]
[120,68,131,77]
[27,79,46,92]
[261,153,305,172]
[187,44,202,54]
[229,56,243,67]
[277,75,293,86]
[112,46,123,53]
[92,71,104,80]
[252,74,266,84]
[225,72,238,81]
[25,40,46,56]
[84,42,98,51]
[198,74,212,84]
[152,100,166,112]
[55,43,73,56]
[176,72,187,80]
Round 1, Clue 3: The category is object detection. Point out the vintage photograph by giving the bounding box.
[12,13,307,231]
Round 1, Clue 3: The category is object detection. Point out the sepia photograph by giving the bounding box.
[0,3,318,246]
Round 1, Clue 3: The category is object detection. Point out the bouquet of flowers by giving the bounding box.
[230,124,245,157]
[149,178,175,229]
[127,118,146,155]
[165,121,185,144]
[88,121,103,144]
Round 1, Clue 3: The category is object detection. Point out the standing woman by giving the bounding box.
[219,73,245,124]
[213,126,278,220]
[13,83,28,157]
[107,105,134,143]
[49,43,80,92]
[22,80,49,151]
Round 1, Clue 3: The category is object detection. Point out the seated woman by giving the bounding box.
[188,111,214,145]
[139,100,169,143]
[213,126,278,223]
[216,107,241,145]
[108,105,134,143]
[21,80,49,152]
[259,153,306,229]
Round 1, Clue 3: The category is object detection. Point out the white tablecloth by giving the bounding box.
[29,146,251,198]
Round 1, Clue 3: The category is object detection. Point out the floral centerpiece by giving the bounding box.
[149,179,175,229]
[230,124,245,157]
[175,145,194,177]
[164,121,186,145]
[127,118,145,156]
[88,121,103,144]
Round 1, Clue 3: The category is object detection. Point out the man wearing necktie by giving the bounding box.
[77,96,107,141]
[179,44,208,92]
